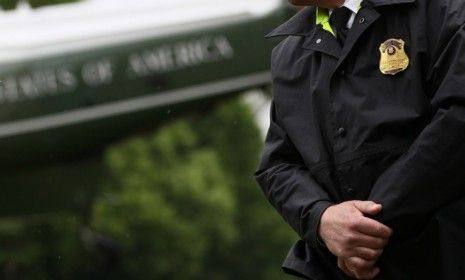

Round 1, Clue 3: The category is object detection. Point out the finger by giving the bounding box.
[346,247,383,260]
[353,216,393,239]
[338,258,356,278]
[344,257,379,280]
[346,257,376,271]
[351,234,389,249]
[352,201,383,216]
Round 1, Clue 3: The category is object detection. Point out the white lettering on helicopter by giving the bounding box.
[0,68,78,104]
[0,35,234,104]
[127,35,234,77]
[82,58,114,87]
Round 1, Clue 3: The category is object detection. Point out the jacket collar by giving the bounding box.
[265,0,416,38]
[265,6,316,38]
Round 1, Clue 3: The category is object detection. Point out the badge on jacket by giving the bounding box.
[379,39,410,75]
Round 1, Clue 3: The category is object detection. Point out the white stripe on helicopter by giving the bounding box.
[0,71,271,138]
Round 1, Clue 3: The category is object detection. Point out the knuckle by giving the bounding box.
[340,245,352,257]
[367,249,380,259]
[345,233,357,244]
[356,260,367,269]
[350,258,369,269]
[340,250,350,258]
[375,238,386,248]
[364,250,376,259]
[363,249,378,260]
[346,258,357,266]
[336,247,345,257]
[373,240,382,248]
[381,238,389,247]
[348,218,361,230]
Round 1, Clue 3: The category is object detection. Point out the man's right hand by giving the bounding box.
[318,201,392,277]
[288,0,344,8]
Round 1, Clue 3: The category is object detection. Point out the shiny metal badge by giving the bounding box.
[379,39,409,75]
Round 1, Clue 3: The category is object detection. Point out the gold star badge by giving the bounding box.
[379,39,410,75]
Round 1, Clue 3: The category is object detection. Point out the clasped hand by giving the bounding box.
[319,201,393,279]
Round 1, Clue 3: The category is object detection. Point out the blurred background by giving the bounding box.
[0,0,300,279]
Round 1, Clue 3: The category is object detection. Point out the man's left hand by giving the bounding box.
[339,256,380,279]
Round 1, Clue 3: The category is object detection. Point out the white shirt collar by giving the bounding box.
[342,0,363,14]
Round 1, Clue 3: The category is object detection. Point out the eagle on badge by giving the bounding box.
[379,39,410,75]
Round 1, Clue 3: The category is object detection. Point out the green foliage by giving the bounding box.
[91,97,296,279]
[0,215,81,279]
[0,0,80,10]
[28,0,79,8]
[92,120,237,279]
[196,98,296,279]
[0,96,296,279]
[0,0,17,10]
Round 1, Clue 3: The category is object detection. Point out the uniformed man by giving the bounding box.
[255,0,465,279]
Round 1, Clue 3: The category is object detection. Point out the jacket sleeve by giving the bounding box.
[368,3,465,243]
[254,100,334,249]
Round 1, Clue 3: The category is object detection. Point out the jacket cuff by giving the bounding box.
[304,200,334,249]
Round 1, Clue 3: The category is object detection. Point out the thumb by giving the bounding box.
[352,201,383,215]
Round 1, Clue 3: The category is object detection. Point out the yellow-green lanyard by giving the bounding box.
[316,5,362,37]
[316,8,335,36]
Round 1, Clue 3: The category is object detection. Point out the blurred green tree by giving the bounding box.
[92,119,238,279]
[0,215,82,279]
[0,97,296,279]
[91,97,296,279]
[0,0,79,10]
[195,98,296,279]
[0,0,17,9]
[28,0,79,8]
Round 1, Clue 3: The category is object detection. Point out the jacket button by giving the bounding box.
[359,17,366,24]
[337,127,347,137]
[346,187,356,197]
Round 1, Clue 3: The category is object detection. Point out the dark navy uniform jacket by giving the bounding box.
[254,0,465,279]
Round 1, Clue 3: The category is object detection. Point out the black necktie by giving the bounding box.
[329,6,352,46]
